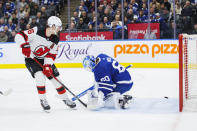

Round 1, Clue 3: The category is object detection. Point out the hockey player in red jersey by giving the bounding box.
[14,16,76,112]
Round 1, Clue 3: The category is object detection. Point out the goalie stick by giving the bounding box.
[72,86,95,101]
[33,58,87,108]
[72,64,133,101]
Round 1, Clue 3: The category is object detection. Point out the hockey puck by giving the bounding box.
[164,96,168,99]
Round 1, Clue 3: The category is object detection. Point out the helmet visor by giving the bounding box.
[83,59,95,72]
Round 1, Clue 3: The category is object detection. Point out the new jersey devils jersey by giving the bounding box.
[15,27,59,65]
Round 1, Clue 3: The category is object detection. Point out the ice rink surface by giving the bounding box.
[0,68,197,131]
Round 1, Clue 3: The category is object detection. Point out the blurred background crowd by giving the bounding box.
[0,0,197,42]
[0,0,64,42]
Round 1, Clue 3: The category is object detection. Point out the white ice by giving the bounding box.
[0,68,197,131]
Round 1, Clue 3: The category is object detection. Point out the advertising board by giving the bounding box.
[0,40,179,68]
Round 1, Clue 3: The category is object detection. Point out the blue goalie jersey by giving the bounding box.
[93,54,133,96]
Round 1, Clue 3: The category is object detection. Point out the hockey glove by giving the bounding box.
[43,64,53,77]
[20,42,31,57]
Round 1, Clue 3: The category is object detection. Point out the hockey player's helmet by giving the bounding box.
[47,16,62,31]
[83,55,96,72]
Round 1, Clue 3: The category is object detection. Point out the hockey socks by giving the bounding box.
[56,86,66,94]
[56,87,76,108]
[51,78,76,108]
[37,86,46,95]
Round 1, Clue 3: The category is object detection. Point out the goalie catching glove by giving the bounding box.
[43,64,53,77]
[20,42,31,57]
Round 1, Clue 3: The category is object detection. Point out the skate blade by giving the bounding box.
[65,104,77,110]
[1,88,13,96]
[69,105,77,109]
[66,107,77,111]
[43,110,50,113]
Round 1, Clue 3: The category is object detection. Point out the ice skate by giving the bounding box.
[119,95,132,109]
[0,88,12,96]
[40,99,51,112]
[62,98,76,108]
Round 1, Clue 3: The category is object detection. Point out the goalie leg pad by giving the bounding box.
[104,92,122,109]
[87,91,105,110]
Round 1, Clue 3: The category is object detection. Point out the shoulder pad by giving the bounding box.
[23,26,38,35]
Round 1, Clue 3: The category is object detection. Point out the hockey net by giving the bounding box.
[179,34,197,112]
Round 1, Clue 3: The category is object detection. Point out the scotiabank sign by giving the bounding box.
[60,32,113,41]
[128,23,160,39]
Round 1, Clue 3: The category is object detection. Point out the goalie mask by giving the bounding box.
[83,55,96,72]
[47,16,62,34]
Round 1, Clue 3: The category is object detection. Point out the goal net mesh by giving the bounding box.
[179,34,197,112]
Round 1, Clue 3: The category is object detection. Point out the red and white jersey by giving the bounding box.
[15,27,59,65]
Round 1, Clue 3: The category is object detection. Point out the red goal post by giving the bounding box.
[179,34,197,112]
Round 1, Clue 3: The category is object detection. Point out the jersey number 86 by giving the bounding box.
[112,60,125,73]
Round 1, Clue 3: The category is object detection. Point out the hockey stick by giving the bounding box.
[71,64,133,101]
[72,86,94,101]
[125,64,132,69]
[33,58,87,108]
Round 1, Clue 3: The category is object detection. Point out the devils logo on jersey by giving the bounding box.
[33,45,50,57]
